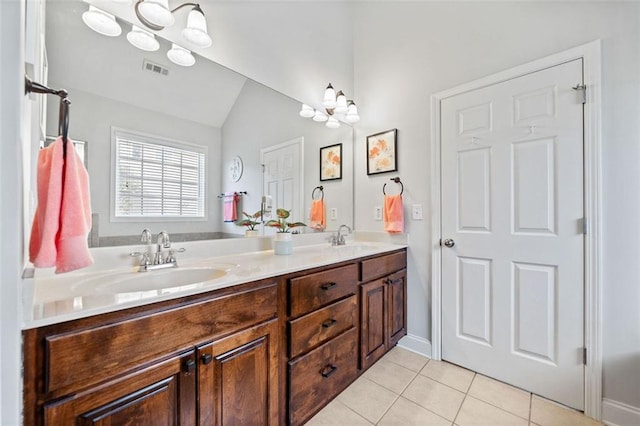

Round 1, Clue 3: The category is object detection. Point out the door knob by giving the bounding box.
[442,238,455,248]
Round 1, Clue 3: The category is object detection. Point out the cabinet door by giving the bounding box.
[197,319,279,426]
[360,278,388,370]
[44,351,197,425]
[387,269,407,347]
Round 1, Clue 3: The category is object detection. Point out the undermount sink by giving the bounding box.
[72,266,231,295]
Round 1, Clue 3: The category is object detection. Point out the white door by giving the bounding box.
[261,138,304,235]
[441,59,584,409]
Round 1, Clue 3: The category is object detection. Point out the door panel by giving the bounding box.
[441,58,584,409]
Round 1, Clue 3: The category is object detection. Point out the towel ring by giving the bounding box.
[312,185,324,201]
[382,177,403,195]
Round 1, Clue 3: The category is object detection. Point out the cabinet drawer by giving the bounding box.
[289,264,358,318]
[361,250,406,282]
[289,295,357,358]
[45,284,277,394]
[289,328,358,426]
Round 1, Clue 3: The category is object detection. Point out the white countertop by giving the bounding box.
[22,232,407,329]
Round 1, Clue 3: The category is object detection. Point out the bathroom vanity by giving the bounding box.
[22,243,407,425]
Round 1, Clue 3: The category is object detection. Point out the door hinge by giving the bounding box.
[573,84,587,104]
[583,347,587,365]
[583,218,587,235]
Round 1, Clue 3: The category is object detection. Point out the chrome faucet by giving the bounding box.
[330,224,352,246]
[130,229,185,272]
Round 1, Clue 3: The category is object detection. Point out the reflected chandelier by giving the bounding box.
[299,83,360,129]
[82,0,213,67]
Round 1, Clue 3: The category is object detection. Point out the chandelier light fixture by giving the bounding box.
[299,83,360,129]
[82,1,213,67]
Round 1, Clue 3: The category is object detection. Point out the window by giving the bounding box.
[113,129,206,219]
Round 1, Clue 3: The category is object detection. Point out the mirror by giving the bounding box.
[44,0,353,246]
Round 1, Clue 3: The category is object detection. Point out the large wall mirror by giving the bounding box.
[43,0,353,247]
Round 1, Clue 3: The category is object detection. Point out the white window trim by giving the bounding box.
[110,126,208,223]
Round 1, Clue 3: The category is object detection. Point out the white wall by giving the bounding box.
[352,1,640,414]
[45,88,222,238]
[1,0,25,424]
[220,79,354,234]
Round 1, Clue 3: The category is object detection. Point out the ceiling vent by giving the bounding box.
[142,60,169,77]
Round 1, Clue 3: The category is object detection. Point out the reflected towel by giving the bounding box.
[223,193,239,222]
[29,137,93,273]
[383,194,404,234]
[309,199,326,231]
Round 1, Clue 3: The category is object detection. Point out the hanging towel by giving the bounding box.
[29,139,64,268]
[223,192,239,222]
[29,137,93,273]
[309,199,326,231]
[383,194,404,234]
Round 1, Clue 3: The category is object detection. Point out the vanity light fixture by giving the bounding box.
[135,0,213,48]
[299,83,360,128]
[82,6,122,37]
[82,2,211,67]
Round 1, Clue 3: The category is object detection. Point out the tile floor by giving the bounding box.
[306,347,603,426]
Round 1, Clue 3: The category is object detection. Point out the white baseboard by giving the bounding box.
[397,334,432,358]
[602,398,640,426]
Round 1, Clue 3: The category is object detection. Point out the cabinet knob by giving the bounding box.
[201,353,214,365]
[320,282,337,291]
[184,358,196,373]
[322,318,337,328]
[320,364,338,378]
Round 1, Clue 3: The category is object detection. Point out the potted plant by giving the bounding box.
[236,211,261,237]
[266,209,306,254]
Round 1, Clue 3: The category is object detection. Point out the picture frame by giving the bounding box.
[366,128,397,175]
[320,143,342,181]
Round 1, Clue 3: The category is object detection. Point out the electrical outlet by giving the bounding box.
[412,204,423,220]
[374,206,382,221]
[330,208,338,220]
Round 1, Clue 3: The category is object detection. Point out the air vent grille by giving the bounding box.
[142,60,169,76]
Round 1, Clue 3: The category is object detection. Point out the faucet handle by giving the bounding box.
[140,229,152,244]
[129,251,151,267]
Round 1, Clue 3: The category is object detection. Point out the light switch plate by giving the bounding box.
[330,208,338,220]
[412,204,423,220]
[374,206,382,221]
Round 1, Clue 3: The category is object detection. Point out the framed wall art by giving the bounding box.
[366,128,397,175]
[320,143,342,181]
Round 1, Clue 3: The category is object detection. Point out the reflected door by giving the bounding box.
[441,59,584,409]
[261,138,303,234]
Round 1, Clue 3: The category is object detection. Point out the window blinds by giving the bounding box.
[114,132,205,218]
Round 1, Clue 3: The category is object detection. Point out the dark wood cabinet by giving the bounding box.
[197,319,279,426]
[43,351,197,425]
[360,253,407,371]
[24,249,407,426]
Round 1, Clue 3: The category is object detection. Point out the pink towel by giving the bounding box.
[223,193,239,222]
[383,194,404,234]
[309,199,325,231]
[29,137,93,273]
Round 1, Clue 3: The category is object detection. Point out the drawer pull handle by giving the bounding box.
[320,282,337,291]
[320,364,338,378]
[201,353,213,365]
[184,358,196,373]
[322,319,337,328]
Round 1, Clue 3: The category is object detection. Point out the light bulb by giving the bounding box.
[334,91,348,114]
[167,43,196,67]
[312,111,328,122]
[326,117,340,129]
[138,0,175,27]
[127,26,159,51]
[322,83,336,109]
[182,6,212,48]
[82,6,122,37]
[299,104,315,118]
